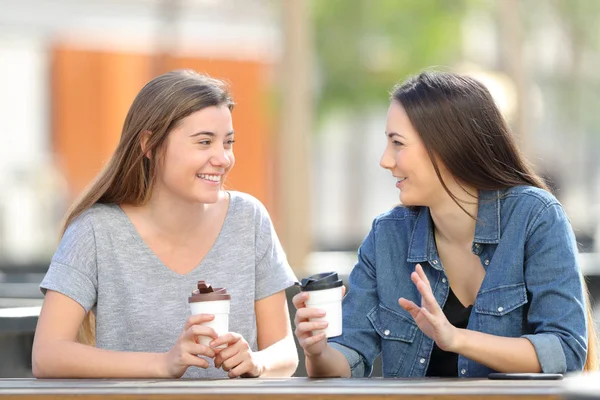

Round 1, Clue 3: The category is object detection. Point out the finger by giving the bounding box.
[210,332,242,348]
[413,277,440,314]
[300,331,327,347]
[184,314,215,330]
[294,308,325,327]
[296,321,328,336]
[229,359,254,378]
[214,344,241,369]
[342,285,347,297]
[294,325,310,340]
[399,297,420,319]
[188,343,216,358]
[415,264,431,287]
[292,292,309,309]
[183,354,211,369]
[187,325,219,342]
[419,305,438,325]
[221,351,246,372]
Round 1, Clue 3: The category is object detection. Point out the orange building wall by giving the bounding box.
[51,47,274,211]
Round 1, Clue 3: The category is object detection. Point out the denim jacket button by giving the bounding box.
[419,358,425,364]
[442,278,447,283]
[497,306,504,312]
[484,259,490,266]
[461,369,467,375]
[384,329,390,336]
[432,260,438,265]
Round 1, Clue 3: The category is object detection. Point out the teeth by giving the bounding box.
[197,174,221,182]
[397,177,407,182]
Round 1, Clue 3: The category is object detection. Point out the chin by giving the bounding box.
[197,195,220,204]
[399,192,423,207]
[190,190,221,204]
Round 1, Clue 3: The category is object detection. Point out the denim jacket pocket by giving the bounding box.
[367,303,418,376]
[474,283,528,316]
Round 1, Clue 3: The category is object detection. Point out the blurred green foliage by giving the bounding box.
[311,0,478,115]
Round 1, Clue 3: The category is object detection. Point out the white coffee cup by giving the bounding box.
[188,281,231,349]
[189,299,230,348]
[297,272,344,338]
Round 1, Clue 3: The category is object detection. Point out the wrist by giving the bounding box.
[154,352,171,378]
[250,350,266,377]
[448,327,467,353]
[305,344,329,362]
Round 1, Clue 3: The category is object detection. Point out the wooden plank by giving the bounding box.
[0,378,563,399]
[0,394,562,400]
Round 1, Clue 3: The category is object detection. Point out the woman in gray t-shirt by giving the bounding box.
[33,70,298,379]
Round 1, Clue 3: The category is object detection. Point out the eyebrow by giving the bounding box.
[190,130,235,137]
[386,132,405,139]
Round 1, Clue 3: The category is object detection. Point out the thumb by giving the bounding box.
[399,297,420,319]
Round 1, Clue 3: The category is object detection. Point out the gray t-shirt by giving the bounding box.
[40,191,297,378]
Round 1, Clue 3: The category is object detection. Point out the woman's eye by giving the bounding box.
[199,140,211,145]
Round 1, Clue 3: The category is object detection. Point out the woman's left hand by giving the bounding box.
[399,264,460,352]
[211,333,264,378]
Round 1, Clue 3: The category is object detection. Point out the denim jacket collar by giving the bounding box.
[406,190,501,265]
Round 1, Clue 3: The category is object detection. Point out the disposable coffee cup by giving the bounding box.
[188,281,231,349]
[295,272,343,338]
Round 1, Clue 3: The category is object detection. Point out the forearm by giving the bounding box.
[255,335,299,377]
[33,340,166,378]
[452,329,541,373]
[305,344,352,378]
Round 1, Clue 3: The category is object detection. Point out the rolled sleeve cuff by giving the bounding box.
[522,333,567,373]
[329,342,366,377]
[40,261,96,312]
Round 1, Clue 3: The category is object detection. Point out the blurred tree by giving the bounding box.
[311,0,476,116]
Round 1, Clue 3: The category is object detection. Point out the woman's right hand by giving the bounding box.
[292,292,330,358]
[161,314,219,378]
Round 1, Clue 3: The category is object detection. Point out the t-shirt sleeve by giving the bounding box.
[253,201,297,300]
[39,212,98,312]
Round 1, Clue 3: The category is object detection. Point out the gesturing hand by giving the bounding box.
[398,264,459,352]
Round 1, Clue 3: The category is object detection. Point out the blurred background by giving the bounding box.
[1,0,599,376]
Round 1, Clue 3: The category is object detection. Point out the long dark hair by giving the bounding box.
[392,71,548,209]
[392,70,597,371]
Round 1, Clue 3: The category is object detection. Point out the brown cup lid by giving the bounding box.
[188,280,231,302]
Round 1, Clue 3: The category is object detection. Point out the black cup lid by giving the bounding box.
[295,272,343,291]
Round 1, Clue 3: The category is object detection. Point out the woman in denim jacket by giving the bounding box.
[293,71,597,377]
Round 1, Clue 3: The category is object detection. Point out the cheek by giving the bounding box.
[226,151,236,170]
[395,150,406,168]
[161,151,198,179]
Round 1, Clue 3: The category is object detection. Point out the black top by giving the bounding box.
[425,287,473,377]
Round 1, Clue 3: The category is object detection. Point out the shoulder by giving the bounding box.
[372,204,420,230]
[67,203,120,229]
[500,186,562,221]
[228,191,271,219]
[502,185,559,208]
[63,203,123,240]
[499,186,569,235]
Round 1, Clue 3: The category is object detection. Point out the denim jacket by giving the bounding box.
[329,186,588,377]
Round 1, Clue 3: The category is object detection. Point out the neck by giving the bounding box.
[140,188,223,240]
[429,184,478,247]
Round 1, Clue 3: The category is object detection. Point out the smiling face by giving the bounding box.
[153,105,235,205]
[379,100,452,207]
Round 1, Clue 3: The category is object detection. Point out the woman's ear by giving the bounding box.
[140,130,152,159]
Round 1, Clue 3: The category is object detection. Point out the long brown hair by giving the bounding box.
[61,69,234,345]
[392,71,597,371]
